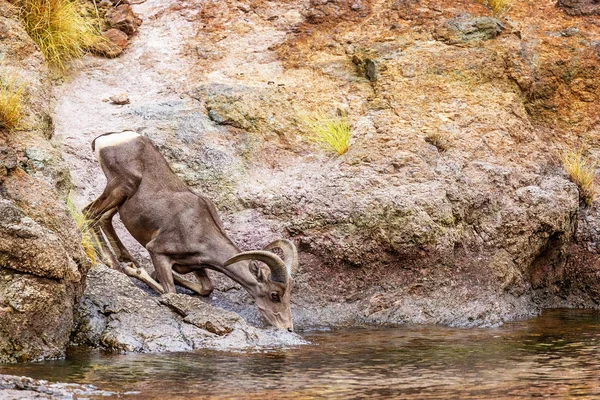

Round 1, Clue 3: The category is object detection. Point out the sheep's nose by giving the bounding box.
[287,327,293,332]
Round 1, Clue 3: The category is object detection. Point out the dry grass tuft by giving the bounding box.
[476,0,511,16]
[67,193,99,264]
[425,132,450,152]
[0,75,25,130]
[561,149,597,206]
[15,0,101,71]
[301,110,351,156]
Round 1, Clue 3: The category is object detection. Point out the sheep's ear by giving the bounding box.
[250,262,270,283]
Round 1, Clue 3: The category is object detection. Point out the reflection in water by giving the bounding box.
[4,309,600,398]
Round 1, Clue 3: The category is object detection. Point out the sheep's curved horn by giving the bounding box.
[224,251,288,284]
[263,239,298,276]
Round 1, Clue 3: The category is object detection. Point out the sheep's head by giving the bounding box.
[224,240,298,331]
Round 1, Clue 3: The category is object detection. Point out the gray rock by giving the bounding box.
[0,194,87,363]
[72,265,306,352]
[0,374,114,398]
[160,293,240,335]
[548,27,581,37]
[352,53,379,81]
[435,14,503,44]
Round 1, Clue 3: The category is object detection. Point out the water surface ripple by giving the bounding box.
[4,309,600,398]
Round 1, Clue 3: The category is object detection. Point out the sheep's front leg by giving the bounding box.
[87,206,164,293]
[98,207,141,267]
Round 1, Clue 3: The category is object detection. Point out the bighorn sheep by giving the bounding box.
[84,131,297,331]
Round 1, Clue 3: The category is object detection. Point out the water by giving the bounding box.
[3,309,600,398]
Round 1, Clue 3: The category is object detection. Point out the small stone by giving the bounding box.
[91,29,128,58]
[549,27,580,37]
[109,93,130,105]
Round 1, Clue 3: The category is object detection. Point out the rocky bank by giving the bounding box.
[72,265,304,352]
[0,1,90,362]
[0,374,115,399]
[3,0,600,363]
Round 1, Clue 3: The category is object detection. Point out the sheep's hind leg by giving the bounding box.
[149,252,176,294]
[193,269,214,296]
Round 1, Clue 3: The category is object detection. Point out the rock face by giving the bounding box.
[72,265,306,352]
[51,0,600,332]
[0,1,89,362]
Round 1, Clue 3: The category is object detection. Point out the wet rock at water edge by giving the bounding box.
[72,265,307,352]
[0,374,115,398]
[160,293,240,336]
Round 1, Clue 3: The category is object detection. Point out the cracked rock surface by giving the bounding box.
[72,266,306,352]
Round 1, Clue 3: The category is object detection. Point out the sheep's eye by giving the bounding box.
[270,292,281,303]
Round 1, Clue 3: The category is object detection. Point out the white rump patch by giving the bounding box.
[94,131,140,160]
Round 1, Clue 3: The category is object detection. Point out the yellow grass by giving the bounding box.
[0,75,25,130]
[476,0,511,15]
[302,110,351,156]
[561,150,597,206]
[15,0,101,71]
[66,193,99,264]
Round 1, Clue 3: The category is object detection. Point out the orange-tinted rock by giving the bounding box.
[107,4,142,37]
[92,28,128,58]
